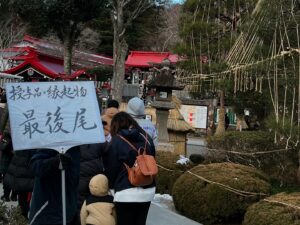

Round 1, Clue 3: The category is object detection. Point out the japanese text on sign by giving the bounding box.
[6,81,105,152]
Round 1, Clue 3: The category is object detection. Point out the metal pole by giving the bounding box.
[59,149,67,225]
[61,169,66,225]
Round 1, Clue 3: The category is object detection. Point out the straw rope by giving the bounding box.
[206,147,293,156]
[157,164,268,197]
[263,199,300,211]
[186,170,268,197]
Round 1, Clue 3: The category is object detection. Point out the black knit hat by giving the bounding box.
[107,99,119,109]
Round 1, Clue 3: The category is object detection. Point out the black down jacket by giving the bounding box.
[4,150,35,193]
[78,143,106,209]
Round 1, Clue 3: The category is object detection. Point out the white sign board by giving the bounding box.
[6,81,105,152]
[179,105,208,129]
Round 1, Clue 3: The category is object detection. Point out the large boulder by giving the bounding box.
[156,151,194,194]
[243,192,300,225]
[172,162,271,225]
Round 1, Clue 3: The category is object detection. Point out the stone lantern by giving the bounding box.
[148,65,184,151]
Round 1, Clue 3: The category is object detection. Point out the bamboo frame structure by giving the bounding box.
[175,0,300,147]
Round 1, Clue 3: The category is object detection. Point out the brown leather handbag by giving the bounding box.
[118,133,158,187]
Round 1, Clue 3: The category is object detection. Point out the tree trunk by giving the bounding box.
[63,34,73,76]
[112,38,127,102]
[215,90,226,136]
[111,1,128,103]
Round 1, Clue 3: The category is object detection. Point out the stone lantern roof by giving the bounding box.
[148,67,184,90]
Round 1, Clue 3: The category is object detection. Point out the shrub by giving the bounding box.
[0,201,27,225]
[155,151,194,194]
[243,192,300,225]
[172,162,271,225]
[207,131,276,153]
[206,131,298,184]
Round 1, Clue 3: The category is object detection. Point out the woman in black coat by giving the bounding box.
[104,112,156,225]
[4,149,35,218]
[78,143,106,207]
[0,132,14,201]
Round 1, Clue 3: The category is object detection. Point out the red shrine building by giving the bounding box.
[0,35,113,85]
[0,35,181,100]
[123,51,180,100]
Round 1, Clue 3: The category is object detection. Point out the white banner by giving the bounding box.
[6,81,105,152]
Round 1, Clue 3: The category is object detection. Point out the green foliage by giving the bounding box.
[243,193,300,225]
[94,1,167,56]
[207,131,277,151]
[177,0,258,73]
[172,162,271,225]
[270,180,300,195]
[0,202,27,225]
[126,4,166,51]
[9,0,106,42]
[155,151,194,194]
[207,131,299,185]
[255,0,300,56]
[87,66,113,81]
[265,113,300,144]
[227,90,272,118]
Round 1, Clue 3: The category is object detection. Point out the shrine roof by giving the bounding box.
[2,48,87,79]
[0,35,112,80]
[19,35,113,68]
[125,51,179,68]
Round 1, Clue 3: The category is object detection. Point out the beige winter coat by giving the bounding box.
[80,174,116,225]
[80,201,115,225]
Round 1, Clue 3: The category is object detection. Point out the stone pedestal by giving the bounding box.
[151,101,175,152]
[156,142,174,152]
[155,109,170,143]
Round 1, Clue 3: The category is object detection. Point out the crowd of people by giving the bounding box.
[0,96,158,225]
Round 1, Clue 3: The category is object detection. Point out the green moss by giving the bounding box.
[206,131,298,185]
[172,163,271,225]
[243,193,300,225]
[155,151,194,194]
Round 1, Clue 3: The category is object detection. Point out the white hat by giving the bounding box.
[127,97,145,117]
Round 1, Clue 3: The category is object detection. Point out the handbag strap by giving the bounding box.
[117,134,138,152]
[117,132,148,154]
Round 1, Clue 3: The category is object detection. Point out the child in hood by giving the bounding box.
[80,174,116,225]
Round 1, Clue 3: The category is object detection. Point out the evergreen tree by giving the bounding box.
[0,0,24,49]
[176,0,258,135]
[92,2,168,56]
[9,0,106,75]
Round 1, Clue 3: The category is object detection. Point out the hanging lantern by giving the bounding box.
[27,68,34,76]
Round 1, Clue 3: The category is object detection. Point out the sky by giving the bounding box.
[172,0,184,4]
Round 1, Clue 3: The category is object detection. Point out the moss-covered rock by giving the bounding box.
[243,192,300,225]
[172,162,271,225]
[206,131,298,184]
[156,151,194,194]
